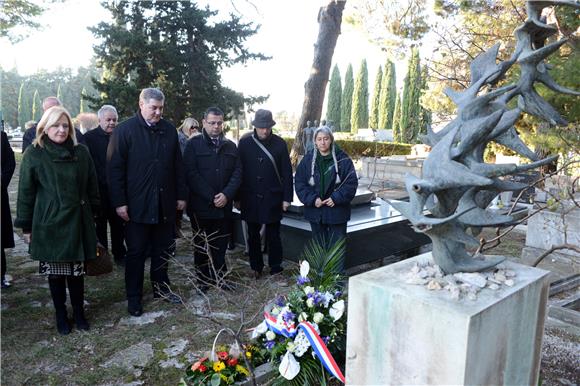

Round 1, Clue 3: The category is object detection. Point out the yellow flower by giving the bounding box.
[236,364,250,376]
[245,351,252,359]
[213,361,226,372]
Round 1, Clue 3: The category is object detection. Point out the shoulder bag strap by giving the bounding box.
[252,135,282,186]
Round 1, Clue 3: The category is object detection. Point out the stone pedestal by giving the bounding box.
[345,253,550,385]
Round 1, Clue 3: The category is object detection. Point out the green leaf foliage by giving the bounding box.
[378,60,397,130]
[369,65,382,129]
[340,64,354,132]
[392,93,402,142]
[89,1,269,123]
[284,137,411,159]
[326,64,342,130]
[351,59,369,133]
[399,48,423,143]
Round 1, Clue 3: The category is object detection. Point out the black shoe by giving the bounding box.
[55,312,72,335]
[128,299,143,317]
[154,291,182,304]
[74,313,90,331]
[270,266,284,275]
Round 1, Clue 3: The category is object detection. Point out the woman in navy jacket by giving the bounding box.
[295,126,358,272]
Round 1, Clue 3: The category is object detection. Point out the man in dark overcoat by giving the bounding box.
[236,109,292,278]
[183,107,241,291]
[107,88,186,316]
[1,131,15,288]
[84,105,126,265]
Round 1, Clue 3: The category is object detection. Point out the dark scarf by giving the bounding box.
[316,151,335,199]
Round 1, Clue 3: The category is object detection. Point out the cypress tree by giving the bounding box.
[326,64,342,130]
[80,87,87,113]
[17,82,25,129]
[340,63,354,132]
[392,92,402,142]
[351,59,369,134]
[31,89,41,121]
[56,83,62,101]
[399,48,422,143]
[379,60,397,130]
[368,65,382,129]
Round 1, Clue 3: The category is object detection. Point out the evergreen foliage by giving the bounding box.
[378,60,397,130]
[89,1,268,123]
[392,93,402,142]
[368,65,382,129]
[17,82,28,129]
[340,64,354,132]
[31,89,40,122]
[399,48,423,143]
[350,59,369,133]
[326,64,342,130]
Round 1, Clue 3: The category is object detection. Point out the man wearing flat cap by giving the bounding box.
[237,109,293,278]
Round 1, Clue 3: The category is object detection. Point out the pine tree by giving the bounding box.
[90,1,267,122]
[368,65,382,129]
[399,48,422,143]
[378,60,397,130]
[340,64,354,132]
[326,64,342,130]
[351,59,369,134]
[392,93,402,142]
[31,89,41,121]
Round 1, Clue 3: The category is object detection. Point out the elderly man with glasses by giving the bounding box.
[183,107,242,292]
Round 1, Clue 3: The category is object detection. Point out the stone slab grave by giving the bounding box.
[521,204,580,280]
[231,189,431,271]
[346,252,550,385]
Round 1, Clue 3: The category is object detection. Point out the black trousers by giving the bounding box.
[247,221,283,274]
[192,217,230,285]
[309,222,347,274]
[124,221,173,301]
[95,205,126,260]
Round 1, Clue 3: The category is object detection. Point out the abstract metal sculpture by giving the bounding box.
[390,0,579,274]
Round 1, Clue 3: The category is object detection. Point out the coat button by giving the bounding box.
[80,200,85,205]
[160,188,164,192]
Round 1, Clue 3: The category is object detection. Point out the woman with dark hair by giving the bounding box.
[295,126,358,273]
[15,106,99,335]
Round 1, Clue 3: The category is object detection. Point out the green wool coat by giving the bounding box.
[15,139,100,263]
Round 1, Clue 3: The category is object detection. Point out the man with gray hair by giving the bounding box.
[108,88,187,316]
[84,105,126,266]
[22,96,86,151]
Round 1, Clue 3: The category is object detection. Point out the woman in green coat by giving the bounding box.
[15,106,99,335]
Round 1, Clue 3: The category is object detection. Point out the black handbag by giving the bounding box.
[85,243,113,276]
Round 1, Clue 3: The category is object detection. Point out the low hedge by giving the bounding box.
[283,137,412,159]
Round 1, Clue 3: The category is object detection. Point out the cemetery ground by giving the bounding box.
[0,159,578,386]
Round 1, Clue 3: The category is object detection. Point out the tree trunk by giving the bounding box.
[291,0,346,167]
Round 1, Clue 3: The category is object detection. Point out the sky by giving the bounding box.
[1,0,397,116]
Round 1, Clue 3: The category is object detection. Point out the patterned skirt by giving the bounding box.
[39,261,84,276]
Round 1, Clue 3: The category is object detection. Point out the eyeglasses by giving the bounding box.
[192,126,200,130]
[206,121,223,126]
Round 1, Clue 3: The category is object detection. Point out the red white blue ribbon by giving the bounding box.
[263,312,345,383]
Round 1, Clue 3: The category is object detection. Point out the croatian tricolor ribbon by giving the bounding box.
[263,312,345,383]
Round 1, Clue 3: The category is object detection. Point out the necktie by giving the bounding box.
[212,138,219,147]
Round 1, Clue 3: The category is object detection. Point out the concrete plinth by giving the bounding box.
[345,253,550,385]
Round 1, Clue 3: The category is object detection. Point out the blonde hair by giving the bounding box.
[178,117,200,135]
[34,106,77,147]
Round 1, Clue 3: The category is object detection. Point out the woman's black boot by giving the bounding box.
[67,275,89,331]
[48,275,71,335]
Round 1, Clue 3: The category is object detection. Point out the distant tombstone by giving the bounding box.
[507,171,541,203]
[303,121,315,153]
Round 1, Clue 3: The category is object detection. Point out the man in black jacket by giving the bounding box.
[84,105,126,265]
[107,88,186,316]
[236,109,292,278]
[22,96,85,151]
[183,107,242,291]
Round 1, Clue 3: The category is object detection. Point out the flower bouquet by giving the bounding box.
[181,342,265,386]
[251,240,347,385]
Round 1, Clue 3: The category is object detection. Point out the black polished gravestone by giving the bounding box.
[231,188,431,271]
